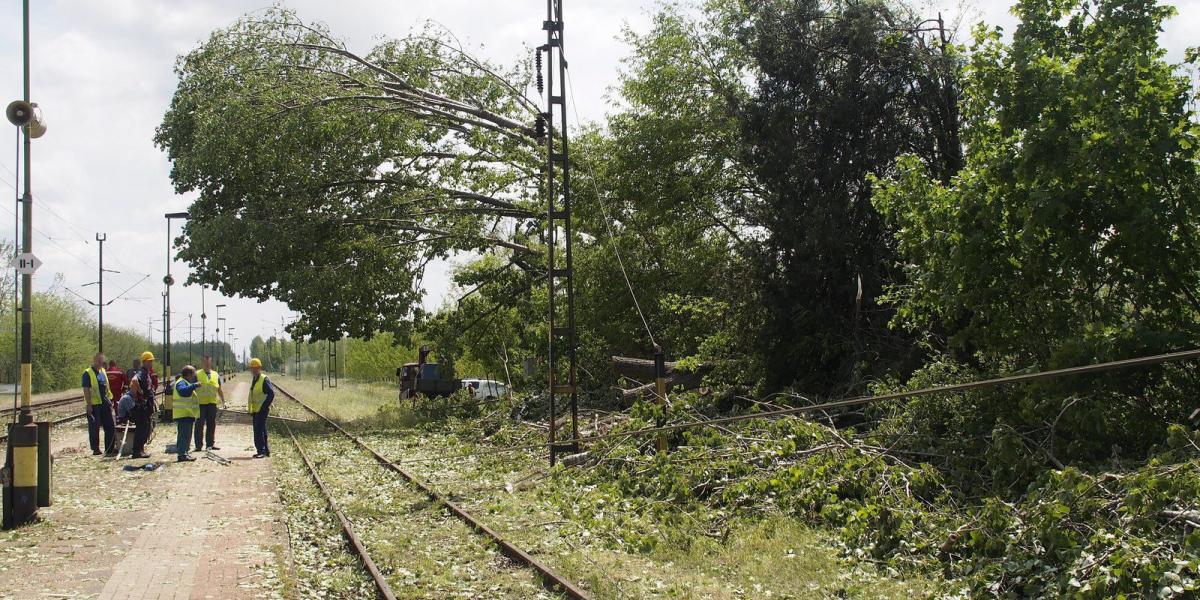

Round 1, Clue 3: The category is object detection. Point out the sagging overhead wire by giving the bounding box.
[389,348,1200,465]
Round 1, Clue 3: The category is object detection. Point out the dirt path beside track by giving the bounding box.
[1,381,290,600]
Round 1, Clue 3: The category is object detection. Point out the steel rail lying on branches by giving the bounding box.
[389,348,1200,465]
[273,383,592,600]
[281,417,399,600]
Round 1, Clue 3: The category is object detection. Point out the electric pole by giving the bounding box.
[96,234,105,352]
[3,0,43,530]
[540,0,579,465]
[200,288,207,360]
[17,0,33,424]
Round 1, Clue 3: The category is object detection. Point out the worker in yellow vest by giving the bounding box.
[171,366,202,462]
[248,358,275,458]
[82,352,116,456]
[193,355,226,452]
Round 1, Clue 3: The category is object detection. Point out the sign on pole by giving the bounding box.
[9,253,41,275]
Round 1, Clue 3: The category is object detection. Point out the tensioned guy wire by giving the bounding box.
[562,65,657,349]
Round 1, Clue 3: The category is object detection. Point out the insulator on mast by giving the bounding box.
[535,113,546,138]
[535,48,544,93]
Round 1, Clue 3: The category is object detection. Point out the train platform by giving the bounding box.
[0,381,289,600]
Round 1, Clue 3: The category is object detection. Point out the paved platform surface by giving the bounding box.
[0,381,289,600]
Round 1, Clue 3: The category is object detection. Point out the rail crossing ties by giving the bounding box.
[273,382,593,600]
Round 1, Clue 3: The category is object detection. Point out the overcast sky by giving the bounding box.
[0,0,1195,359]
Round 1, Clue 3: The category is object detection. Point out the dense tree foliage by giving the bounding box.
[871,0,1200,471]
[0,290,155,392]
[155,8,542,341]
[154,0,1200,595]
[734,0,962,392]
[875,0,1200,364]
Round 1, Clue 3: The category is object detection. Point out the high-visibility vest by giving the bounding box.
[82,367,107,405]
[196,369,221,405]
[172,378,200,420]
[248,375,269,414]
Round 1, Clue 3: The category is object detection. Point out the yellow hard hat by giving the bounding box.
[249,358,262,368]
[140,351,155,362]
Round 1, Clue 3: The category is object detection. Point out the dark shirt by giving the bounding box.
[132,367,155,404]
[81,367,110,403]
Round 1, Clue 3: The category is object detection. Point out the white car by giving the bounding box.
[461,379,508,400]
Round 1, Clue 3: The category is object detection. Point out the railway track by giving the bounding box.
[274,383,592,600]
[1,394,85,417]
[0,411,87,442]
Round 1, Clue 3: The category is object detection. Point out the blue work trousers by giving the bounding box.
[87,401,115,453]
[175,417,195,458]
[252,398,272,455]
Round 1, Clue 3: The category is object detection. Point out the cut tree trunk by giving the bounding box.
[611,355,712,406]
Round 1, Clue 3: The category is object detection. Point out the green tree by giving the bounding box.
[570,6,759,383]
[729,0,962,393]
[871,0,1200,470]
[249,336,268,368]
[155,8,543,341]
[874,0,1200,365]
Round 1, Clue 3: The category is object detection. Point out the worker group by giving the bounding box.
[80,352,275,461]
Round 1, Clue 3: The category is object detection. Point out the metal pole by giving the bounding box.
[557,0,580,451]
[188,314,193,365]
[542,0,577,464]
[163,220,172,401]
[160,292,167,363]
[214,305,224,366]
[11,127,17,423]
[5,0,40,529]
[654,345,667,453]
[543,0,557,466]
[18,0,34,422]
[96,233,105,352]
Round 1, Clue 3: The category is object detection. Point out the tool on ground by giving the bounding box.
[121,463,160,472]
[203,449,231,466]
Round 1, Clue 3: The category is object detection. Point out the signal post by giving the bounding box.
[4,0,51,529]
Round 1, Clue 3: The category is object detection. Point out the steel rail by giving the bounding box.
[274,383,592,600]
[1,394,85,416]
[0,410,86,442]
[281,417,399,600]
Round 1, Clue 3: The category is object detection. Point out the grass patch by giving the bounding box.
[281,381,944,598]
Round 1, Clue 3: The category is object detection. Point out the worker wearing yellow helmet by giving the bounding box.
[127,351,158,459]
[247,357,275,458]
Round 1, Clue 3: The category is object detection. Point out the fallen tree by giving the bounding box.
[611,355,712,406]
